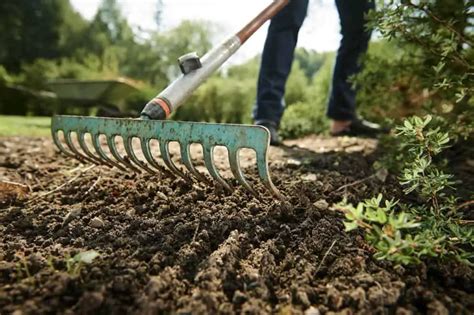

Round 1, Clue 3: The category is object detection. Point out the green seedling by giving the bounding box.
[15,259,31,280]
[66,250,100,276]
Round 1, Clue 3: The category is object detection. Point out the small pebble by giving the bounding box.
[375,168,389,182]
[62,207,81,227]
[90,217,105,228]
[287,158,302,167]
[313,199,329,211]
[156,191,168,201]
[296,290,311,307]
[301,173,317,181]
[305,306,320,315]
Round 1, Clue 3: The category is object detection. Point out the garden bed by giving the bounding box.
[0,136,472,314]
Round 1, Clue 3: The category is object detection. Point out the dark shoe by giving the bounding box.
[256,121,281,146]
[331,118,390,138]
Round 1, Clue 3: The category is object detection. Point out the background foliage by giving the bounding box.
[0,0,472,141]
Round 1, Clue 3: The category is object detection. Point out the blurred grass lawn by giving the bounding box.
[0,116,51,137]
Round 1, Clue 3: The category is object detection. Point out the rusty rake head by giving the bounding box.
[51,116,283,199]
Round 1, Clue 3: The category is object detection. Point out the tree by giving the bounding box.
[0,0,87,72]
[294,48,328,81]
[155,0,164,29]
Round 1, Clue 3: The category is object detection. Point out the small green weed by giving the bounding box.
[65,250,100,276]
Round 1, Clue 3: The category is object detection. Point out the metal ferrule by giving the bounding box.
[141,35,242,120]
[141,99,168,120]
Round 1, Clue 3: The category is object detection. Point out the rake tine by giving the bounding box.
[139,139,174,176]
[203,146,232,192]
[140,139,164,171]
[180,143,210,184]
[91,134,127,171]
[228,149,258,197]
[123,137,156,175]
[256,151,283,200]
[159,141,191,182]
[64,131,96,164]
[77,132,112,167]
[106,135,141,172]
[52,130,76,158]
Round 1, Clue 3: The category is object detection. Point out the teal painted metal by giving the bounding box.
[51,115,283,199]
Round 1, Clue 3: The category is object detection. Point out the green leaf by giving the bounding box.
[73,250,100,264]
[376,208,387,224]
[344,221,359,232]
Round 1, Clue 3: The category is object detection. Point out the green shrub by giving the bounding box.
[0,65,12,85]
[280,55,333,138]
[338,115,473,265]
[279,101,327,139]
[354,0,473,138]
[285,61,309,106]
[20,59,59,89]
[353,41,421,122]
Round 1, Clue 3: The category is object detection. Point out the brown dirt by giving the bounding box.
[0,135,472,315]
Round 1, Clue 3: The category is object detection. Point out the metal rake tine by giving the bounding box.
[180,143,210,184]
[140,139,163,171]
[91,134,128,171]
[140,139,174,176]
[123,137,156,175]
[159,141,191,182]
[256,151,283,200]
[106,135,141,172]
[202,145,232,192]
[52,130,76,159]
[77,132,112,167]
[64,131,96,164]
[228,148,258,197]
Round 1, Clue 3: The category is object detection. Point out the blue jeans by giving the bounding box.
[253,0,375,125]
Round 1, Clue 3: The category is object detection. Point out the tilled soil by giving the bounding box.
[0,136,472,314]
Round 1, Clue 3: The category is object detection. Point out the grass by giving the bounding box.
[0,115,51,137]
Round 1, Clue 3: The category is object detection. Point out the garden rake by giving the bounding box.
[51,0,289,200]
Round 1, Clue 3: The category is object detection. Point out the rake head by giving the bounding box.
[51,116,283,199]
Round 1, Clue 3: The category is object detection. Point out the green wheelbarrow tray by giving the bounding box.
[46,78,139,109]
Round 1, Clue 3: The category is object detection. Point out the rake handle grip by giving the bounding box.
[237,0,290,44]
[141,0,290,121]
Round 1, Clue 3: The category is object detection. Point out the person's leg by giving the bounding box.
[328,0,374,133]
[253,0,309,128]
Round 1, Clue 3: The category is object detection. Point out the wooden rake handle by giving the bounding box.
[237,0,290,44]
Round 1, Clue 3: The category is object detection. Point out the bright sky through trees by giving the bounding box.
[70,0,341,63]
